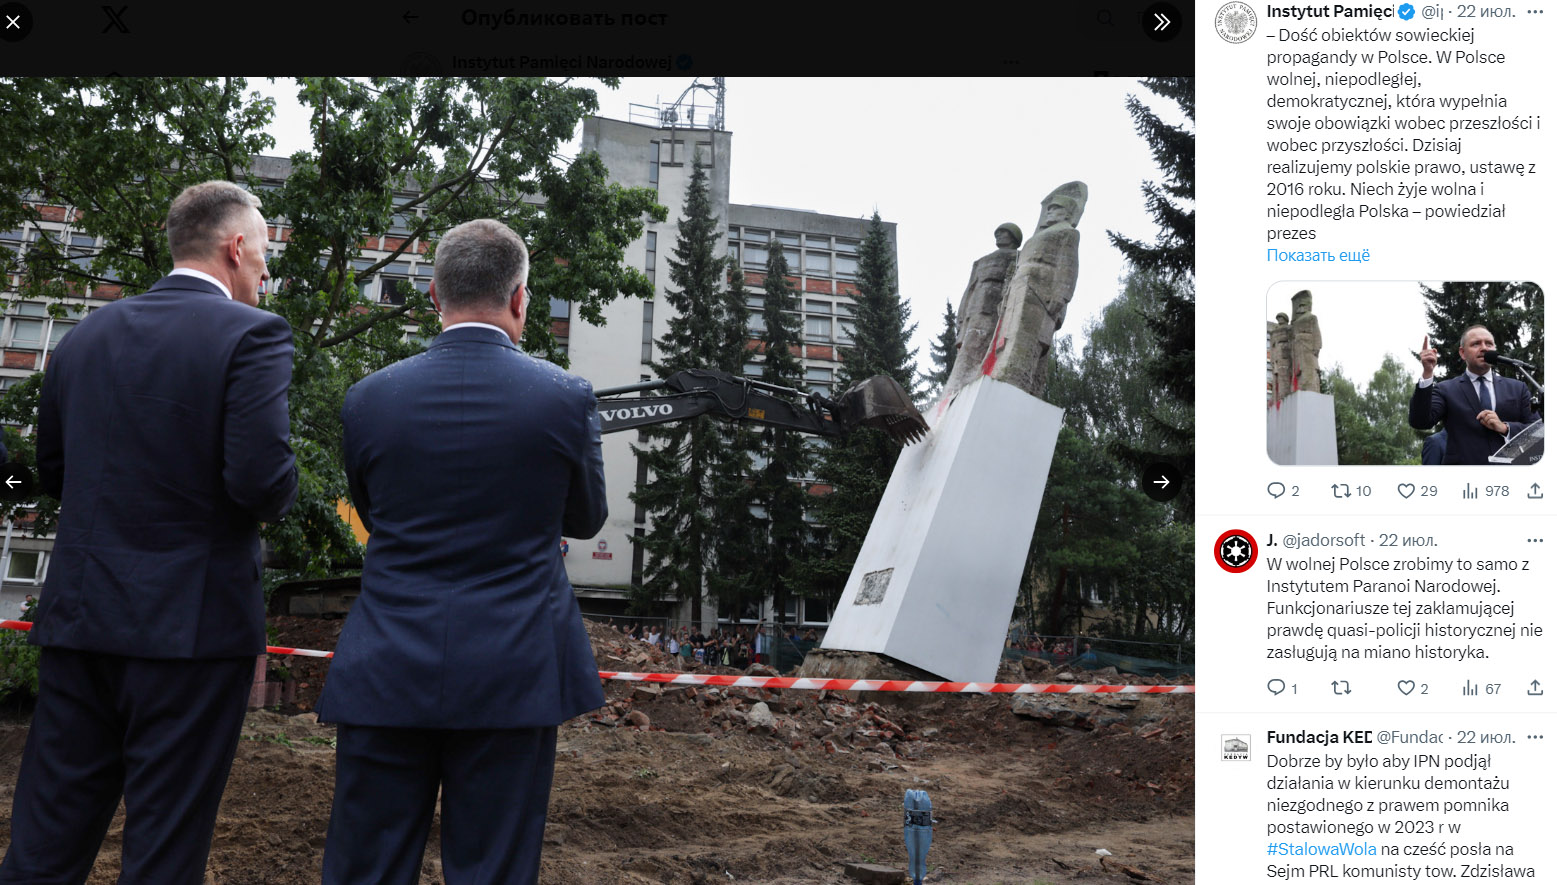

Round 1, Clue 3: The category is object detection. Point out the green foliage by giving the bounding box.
[922,300,958,397]
[630,158,753,624]
[0,77,664,574]
[1327,354,1427,465]
[798,213,915,604]
[839,213,918,394]
[1022,277,1193,641]
[1421,281,1542,382]
[748,240,814,627]
[1104,78,1196,523]
[0,626,40,704]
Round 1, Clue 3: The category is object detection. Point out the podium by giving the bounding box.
[1489,420,1544,464]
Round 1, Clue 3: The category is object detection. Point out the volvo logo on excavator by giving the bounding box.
[599,403,674,422]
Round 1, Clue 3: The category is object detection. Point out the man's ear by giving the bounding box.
[429,281,442,314]
[511,284,527,327]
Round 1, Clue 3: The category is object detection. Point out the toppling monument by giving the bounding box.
[1267,289,1337,464]
[813,183,1085,683]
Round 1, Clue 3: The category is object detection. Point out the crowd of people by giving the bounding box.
[603,620,822,670]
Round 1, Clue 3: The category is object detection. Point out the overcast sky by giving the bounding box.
[1266,281,1434,387]
[259,77,1185,377]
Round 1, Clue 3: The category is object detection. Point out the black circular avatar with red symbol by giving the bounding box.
[1214,529,1258,573]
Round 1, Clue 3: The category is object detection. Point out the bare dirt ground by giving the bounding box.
[0,618,1193,884]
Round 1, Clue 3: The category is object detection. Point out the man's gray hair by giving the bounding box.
[1460,324,1493,348]
[166,181,262,262]
[433,219,530,312]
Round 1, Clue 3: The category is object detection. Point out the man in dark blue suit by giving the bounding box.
[319,219,607,885]
[1409,326,1540,465]
[1,181,297,884]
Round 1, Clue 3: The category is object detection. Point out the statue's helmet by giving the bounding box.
[1275,312,1290,324]
[994,222,1023,246]
[1039,181,1089,229]
[1292,290,1314,314]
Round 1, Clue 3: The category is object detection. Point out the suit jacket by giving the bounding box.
[32,275,297,657]
[317,326,608,729]
[1408,371,1540,465]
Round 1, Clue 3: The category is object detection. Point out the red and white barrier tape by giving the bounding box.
[1,621,1193,694]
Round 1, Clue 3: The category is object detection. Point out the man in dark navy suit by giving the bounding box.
[1,181,297,884]
[1409,326,1540,465]
[319,219,607,885]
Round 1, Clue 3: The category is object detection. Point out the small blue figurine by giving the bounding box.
[903,789,933,885]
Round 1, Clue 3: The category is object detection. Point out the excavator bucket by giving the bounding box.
[833,376,930,445]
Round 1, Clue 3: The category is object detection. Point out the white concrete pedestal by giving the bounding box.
[820,376,1062,682]
[1267,391,1338,465]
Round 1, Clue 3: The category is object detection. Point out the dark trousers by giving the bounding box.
[322,724,558,885]
[0,648,255,885]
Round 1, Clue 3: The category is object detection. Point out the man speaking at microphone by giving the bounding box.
[317,219,607,884]
[1409,325,1540,465]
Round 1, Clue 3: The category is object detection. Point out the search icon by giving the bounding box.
[1267,482,1286,499]
[1268,678,1286,696]
[1097,9,1113,24]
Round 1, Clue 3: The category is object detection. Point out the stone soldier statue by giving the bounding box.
[1291,290,1322,393]
[943,222,1022,401]
[988,181,1088,399]
[1270,312,1294,402]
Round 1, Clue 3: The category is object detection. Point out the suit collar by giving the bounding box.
[146,273,230,300]
[429,325,518,350]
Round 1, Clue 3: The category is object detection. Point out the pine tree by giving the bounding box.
[921,300,958,397]
[1105,77,1195,521]
[1421,281,1540,379]
[629,157,753,625]
[799,212,917,604]
[743,240,815,633]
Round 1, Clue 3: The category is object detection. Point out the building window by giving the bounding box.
[744,229,769,244]
[804,252,830,276]
[644,230,657,286]
[804,299,831,315]
[5,550,42,583]
[648,141,660,186]
[7,318,43,348]
[805,367,832,395]
[776,232,799,247]
[803,597,830,624]
[549,297,569,320]
[805,235,830,248]
[835,238,859,254]
[743,249,765,269]
[743,360,762,378]
[804,316,830,342]
[747,310,765,335]
[380,277,415,306]
[641,300,654,364]
[837,319,856,343]
[835,255,859,279]
[783,248,800,269]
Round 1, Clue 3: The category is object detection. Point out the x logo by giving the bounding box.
[4,14,18,28]
[101,4,128,33]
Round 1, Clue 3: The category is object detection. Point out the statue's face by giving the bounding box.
[1039,202,1071,228]
[1293,298,1311,317]
[1276,313,1289,325]
[994,228,1017,249]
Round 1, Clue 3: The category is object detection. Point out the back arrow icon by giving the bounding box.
[4,477,17,489]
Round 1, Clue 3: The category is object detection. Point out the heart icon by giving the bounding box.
[1398,680,1415,695]
[1398,484,1416,499]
